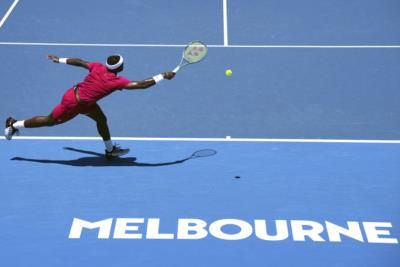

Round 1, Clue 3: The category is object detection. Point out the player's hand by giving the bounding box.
[162,71,176,80]
[48,54,60,63]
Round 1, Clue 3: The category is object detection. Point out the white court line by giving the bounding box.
[0,42,400,49]
[0,0,19,28]
[223,0,229,47]
[227,45,400,49]
[0,42,188,47]
[1,136,400,144]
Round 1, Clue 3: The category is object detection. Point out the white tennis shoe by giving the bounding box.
[4,117,19,140]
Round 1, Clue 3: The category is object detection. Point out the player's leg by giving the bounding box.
[4,88,78,140]
[4,115,58,140]
[85,104,111,141]
[24,115,58,128]
[5,112,71,140]
[84,104,129,159]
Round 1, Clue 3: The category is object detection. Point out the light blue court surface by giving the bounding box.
[0,139,399,266]
[1,0,400,266]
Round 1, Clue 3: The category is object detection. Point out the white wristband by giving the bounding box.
[58,58,68,64]
[153,74,164,83]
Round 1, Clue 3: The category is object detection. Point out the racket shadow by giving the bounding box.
[10,147,217,168]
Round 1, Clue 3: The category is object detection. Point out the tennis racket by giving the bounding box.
[178,149,217,163]
[173,40,208,73]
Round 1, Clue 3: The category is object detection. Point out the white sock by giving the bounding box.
[104,140,114,152]
[12,120,25,129]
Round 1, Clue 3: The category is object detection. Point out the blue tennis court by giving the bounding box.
[1,1,399,266]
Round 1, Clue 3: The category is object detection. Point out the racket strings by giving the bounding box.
[183,41,208,63]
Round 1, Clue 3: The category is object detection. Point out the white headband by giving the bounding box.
[106,55,124,70]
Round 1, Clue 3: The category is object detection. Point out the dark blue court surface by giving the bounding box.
[1,1,399,266]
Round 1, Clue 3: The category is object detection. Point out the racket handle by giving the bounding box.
[173,66,180,73]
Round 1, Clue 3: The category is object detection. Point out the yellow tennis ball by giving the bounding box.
[225,69,233,77]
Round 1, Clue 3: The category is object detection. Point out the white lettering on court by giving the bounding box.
[68,218,398,245]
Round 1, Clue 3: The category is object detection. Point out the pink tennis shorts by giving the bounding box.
[51,87,98,123]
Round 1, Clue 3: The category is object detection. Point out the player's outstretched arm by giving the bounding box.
[48,55,89,69]
[125,71,175,90]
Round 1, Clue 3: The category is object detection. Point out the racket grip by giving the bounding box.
[173,66,180,73]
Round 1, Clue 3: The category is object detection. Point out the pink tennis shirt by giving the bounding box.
[77,62,131,103]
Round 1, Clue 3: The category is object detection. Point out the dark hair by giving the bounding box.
[107,55,121,65]
[106,55,124,73]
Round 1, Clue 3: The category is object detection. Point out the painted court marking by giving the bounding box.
[2,136,400,144]
[0,0,19,28]
[223,0,229,47]
[0,42,400,49]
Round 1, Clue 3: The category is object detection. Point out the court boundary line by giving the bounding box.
[2,136,400,144]
[1,42,400,49]
[0,0,19,28]
[223,0,229,47]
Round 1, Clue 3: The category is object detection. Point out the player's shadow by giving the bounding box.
[11,147,211,167]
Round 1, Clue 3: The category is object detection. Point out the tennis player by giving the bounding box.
[4,54,176,159]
